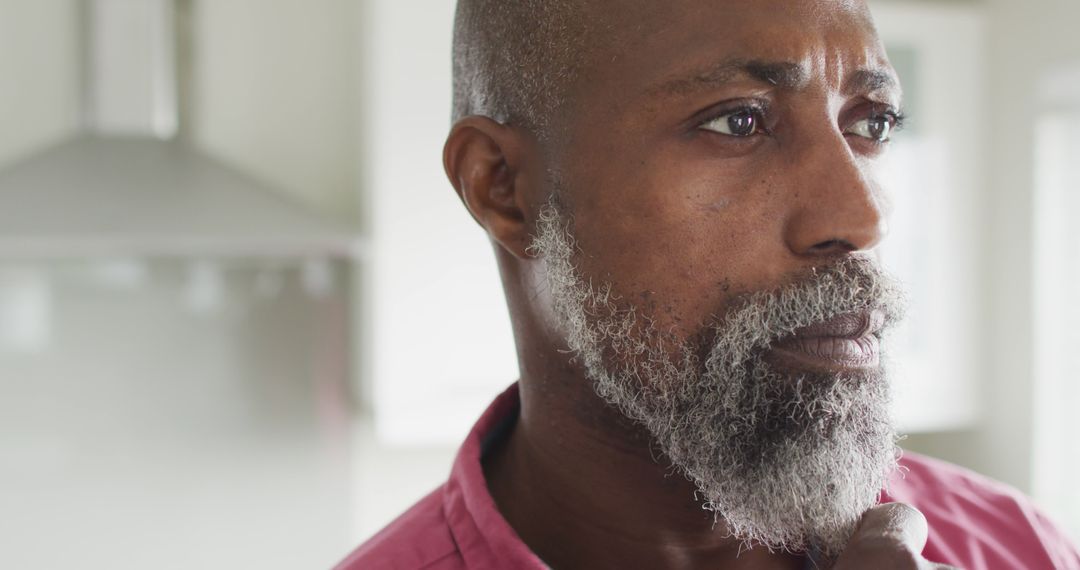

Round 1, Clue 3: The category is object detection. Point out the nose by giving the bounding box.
[783,135,888,258]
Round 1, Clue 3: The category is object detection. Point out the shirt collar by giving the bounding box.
[443,382,819,569]
[442,382,550,569]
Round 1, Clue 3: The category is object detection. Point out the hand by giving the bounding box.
[831,503,959,569]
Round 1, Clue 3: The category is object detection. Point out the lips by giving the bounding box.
[766,309,885,373]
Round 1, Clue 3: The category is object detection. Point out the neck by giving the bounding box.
[482,345,805,570]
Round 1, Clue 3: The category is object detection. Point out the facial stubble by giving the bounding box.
[526,194,907,557]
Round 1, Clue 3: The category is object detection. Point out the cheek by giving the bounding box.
[567,163,792,338]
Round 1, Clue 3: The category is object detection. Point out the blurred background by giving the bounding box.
[0,0,1077,568]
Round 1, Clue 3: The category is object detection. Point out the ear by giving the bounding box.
[443,116,536,260]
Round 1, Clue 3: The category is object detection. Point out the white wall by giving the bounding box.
[0,0,80,167]
[361,0,520,446]
[974,0,1080,494]
[189,0,359,225]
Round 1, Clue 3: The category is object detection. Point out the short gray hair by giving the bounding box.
[451,0,590,137]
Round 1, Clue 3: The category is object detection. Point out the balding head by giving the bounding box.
[451,0,592,138]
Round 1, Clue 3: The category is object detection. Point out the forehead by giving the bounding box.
[575,0,894,108]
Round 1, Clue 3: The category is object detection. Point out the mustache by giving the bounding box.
[697,256,907,363]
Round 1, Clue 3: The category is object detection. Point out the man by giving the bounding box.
[337,0,1080,568]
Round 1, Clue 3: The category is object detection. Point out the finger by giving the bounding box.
[852,502,929,553]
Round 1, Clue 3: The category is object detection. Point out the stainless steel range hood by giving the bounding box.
[0,0,360,259]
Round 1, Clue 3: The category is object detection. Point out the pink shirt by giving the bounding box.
[336,384,1080,569]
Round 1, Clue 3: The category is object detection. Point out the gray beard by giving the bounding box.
[526,193,908,557]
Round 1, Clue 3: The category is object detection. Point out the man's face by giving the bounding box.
[539,0,899,339]
[525,0,906,559]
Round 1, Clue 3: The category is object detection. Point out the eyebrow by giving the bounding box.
[843,68,901,99]
[648,58,900,101]
[649,59,809,97]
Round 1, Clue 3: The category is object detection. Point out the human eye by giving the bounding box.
[698,105,768,137]
[845,109,905,143]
